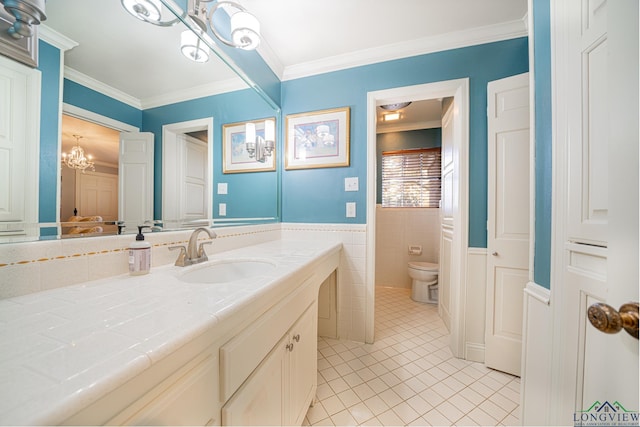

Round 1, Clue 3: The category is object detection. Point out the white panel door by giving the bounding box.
[485,73,530,376]
[119,132,154,233]
[181,135,208,222]
[438,103,455,332]
[551,0,639,423]
[0,55,39,234]
[77,171,118,221]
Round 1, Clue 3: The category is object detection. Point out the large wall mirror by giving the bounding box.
[0,0,280,242]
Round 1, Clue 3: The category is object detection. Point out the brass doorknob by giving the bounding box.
[587,302,639,339]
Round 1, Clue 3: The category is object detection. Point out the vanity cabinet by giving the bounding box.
[222,302,318,426]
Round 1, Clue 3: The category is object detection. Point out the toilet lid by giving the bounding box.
[408,261,439,272]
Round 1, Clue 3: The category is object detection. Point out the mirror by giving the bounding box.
[3,0,280,241]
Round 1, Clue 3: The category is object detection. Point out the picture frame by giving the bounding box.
[285,107,350,170]
[222,117,277,173]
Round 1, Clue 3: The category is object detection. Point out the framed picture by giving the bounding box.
[222,117,277,173]
[285,107,350,170]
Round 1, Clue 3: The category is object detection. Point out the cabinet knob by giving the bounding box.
[286,343,294,352]
[293,334,300,342]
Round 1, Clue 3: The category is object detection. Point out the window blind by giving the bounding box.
[381,148,441,208]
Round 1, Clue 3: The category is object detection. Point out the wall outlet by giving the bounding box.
[346,202,356,218]
[345,177,359,192]
[217,183,228,194]
[219,203,226,216]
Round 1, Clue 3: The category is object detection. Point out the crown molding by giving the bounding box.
[64,67,142,109]
[39,25,78,51]
[280,19,527,81]
[140,77,248,109]
[64,66,247,111]
[256,38,284,82]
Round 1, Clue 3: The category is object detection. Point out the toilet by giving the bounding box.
[408,261,439,303]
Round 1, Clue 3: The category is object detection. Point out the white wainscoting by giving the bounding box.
[520,281,552,426]
[465,248,487,362]
[375,206,440,288]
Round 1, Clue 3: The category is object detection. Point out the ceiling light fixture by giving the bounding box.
[62,135,95,173]
[0,0,47,39]
[380,102,412,111]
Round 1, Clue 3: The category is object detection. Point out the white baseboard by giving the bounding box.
[465,343,485,362]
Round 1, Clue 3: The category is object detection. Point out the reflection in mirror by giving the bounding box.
[0,0,281,242]
[60,115,120,237]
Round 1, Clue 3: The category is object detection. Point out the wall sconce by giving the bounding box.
[0,0,46,39]
[180,29,209,62]
[120,0,180,26]
[121,0,261,63]
[245,119,275,163]
[383,112,401,121]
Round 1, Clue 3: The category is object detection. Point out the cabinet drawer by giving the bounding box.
[220,275,316,401]
[114,354,218,426]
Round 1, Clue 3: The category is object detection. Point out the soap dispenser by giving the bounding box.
[129,226,151,275]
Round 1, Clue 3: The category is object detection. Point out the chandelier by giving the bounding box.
[62,134,95,172]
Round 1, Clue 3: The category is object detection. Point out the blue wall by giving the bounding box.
[38,41,62,224]
[533,0,552,289]
[281,38,529,247]
[37,40,277,224]
[376,128,442,204]
[142,89,277,220]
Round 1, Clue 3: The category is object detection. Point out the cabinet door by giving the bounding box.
[288,302,318,426]
[222,335,287,426]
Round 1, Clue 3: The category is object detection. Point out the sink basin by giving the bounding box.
[178,259,276,284]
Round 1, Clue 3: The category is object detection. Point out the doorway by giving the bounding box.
[58,104,140,233]
[161,118,213,228]
[366,80,470,357]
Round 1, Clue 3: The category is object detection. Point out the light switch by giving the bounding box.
[345,177,359,192]
[217,183,228,194]
[219,203,226,216]
[346,202,356,218]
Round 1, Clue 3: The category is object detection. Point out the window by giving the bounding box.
[381,147,441,208]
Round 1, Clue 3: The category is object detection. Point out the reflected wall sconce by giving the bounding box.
[245,119,275,163]
[121,0,261,63]
[62,134,95,173]
[0,0,47,39]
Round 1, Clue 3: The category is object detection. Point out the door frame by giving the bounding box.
[365,79,469,351]
[60,103,139,223]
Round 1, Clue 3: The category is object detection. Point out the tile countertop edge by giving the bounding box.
[0,240,343,426]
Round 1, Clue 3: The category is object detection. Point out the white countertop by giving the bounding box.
[0,239,341,425]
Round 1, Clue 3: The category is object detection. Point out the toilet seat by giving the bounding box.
[408,261,439,272]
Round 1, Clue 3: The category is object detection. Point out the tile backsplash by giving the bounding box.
[0,224,281,299]
[0,222,367,343]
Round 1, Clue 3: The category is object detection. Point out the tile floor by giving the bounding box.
[304,286,520,426]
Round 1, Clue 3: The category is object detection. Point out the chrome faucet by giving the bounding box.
[169,227,217,267]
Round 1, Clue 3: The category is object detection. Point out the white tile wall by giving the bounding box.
[375,206,440,288]
[281,223,367,342]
